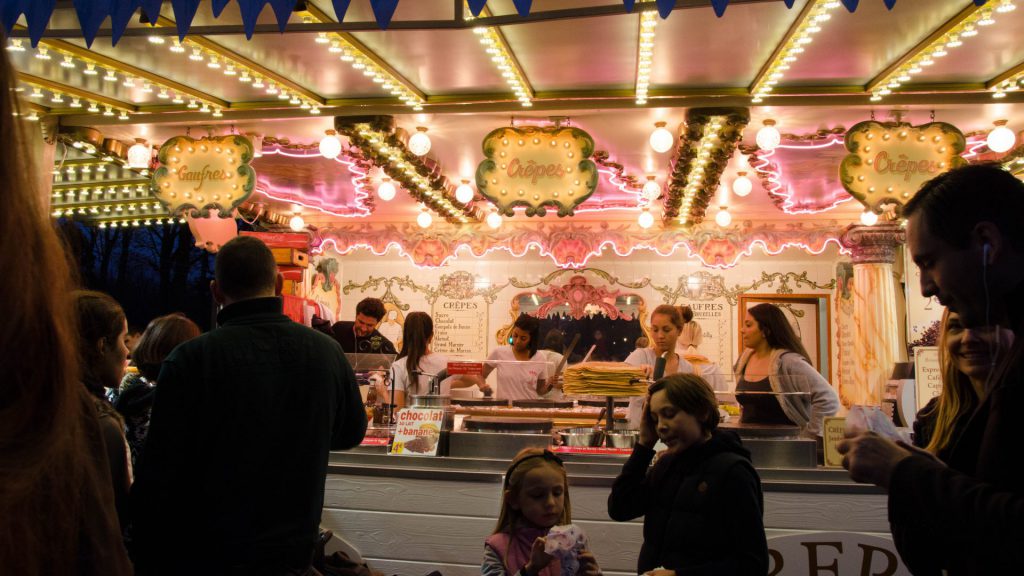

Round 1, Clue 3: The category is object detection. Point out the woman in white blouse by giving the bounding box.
[390,312,483,407]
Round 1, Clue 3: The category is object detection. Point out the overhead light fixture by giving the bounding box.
[649,121,673,153]
[987,119,1016,153]
[455,179,475,204]
[641,175,661,202]
[417,206,433,228]
[486,210,503,229]
[127,139,150,169]
[732,171,753,197]
[714,206,732,227]
[289,214,306,232]
[408,127,432,156]
[860,209,878,226]
[319,129,342,159]
[377,178,397,201]
[755,119,781,151]
[637,207,654,229]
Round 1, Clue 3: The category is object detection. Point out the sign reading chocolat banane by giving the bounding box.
[151,135,256,218]
[840,120,966,213]
[476,126,599,217]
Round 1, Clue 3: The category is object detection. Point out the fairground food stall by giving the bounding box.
[11,0,1024,573]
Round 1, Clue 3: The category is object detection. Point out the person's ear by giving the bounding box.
[95,337,107,356]
[973,222,1003,265]
[275,272,284,296]
[211,280,226,305]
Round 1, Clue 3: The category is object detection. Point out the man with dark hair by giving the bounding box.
[330,296,398,355]
[839,164,1024,575]
[131,235,367,576]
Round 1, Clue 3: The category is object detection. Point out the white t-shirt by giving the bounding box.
[624,348,695,428]
[486,347,547,401]
[391,353,454,396]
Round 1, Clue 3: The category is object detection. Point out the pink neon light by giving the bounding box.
[312,231,848,270]
[253,146,373,218]
[749,137,855,215]
[962,137,988,159]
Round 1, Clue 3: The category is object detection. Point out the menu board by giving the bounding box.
[689,300,730,375]
[389,408,445,456]
[835,262,856,404]
[431,297,487,359]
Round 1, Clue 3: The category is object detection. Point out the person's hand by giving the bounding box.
[552,373,564,391]
[525,537,553,575]
[478,382,493,396]
[638,396,658,448]
[577,551,601,576]
[836,431,913,489]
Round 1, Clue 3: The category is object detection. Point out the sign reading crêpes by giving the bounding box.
[476,126,599,217]
[151,135,256,218]
[840,120,966,212]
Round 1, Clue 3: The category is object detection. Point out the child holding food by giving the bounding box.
[483,449,602,576]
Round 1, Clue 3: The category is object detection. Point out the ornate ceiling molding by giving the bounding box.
[312,220,847,269]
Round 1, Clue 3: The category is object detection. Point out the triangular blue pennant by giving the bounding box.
[212,0,231,17]
[237,0,267,39]
[655,0,674,18]
[72,0,111,47]
[621,0,636,13]
[840,0,859,11]
[1,0,29,36]
[466,0,487,17]
[137,0,163,25]
[369,0,399,29]
[170,0,202,40]
[267,0,294,32]
[783,0,796,7]
[710,0,729,16]
[883,0,896,8]
[512,0,532,16]
[109,0,138,46]
[332,0,352,21]
[25,0,56,46]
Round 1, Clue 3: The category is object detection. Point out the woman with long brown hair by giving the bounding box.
[0,36,131,574]
[390,311,477,406]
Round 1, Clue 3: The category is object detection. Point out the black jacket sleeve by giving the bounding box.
[608,444,657,522]
[330,348,367,450]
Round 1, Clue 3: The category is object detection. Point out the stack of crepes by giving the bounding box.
[562,362,648,397]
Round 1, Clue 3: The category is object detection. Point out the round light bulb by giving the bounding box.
[319,131,342,159]
[641,178,661,201]
[455,181,475,204]
[732,172,753,197]
[486,211,503,229]
[377,179,396,201]
[126,139,150,169]
[289,214,306,231]
[860,209,878,226]
[987,122,1016,153]
[638,209,654,229]
[408,127,432,156]
[417,210,433,228]
[715,208,732,227]
[649,122,674,153]
[756,120,781,151]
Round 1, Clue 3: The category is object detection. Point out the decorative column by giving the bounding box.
[839,223,906,407]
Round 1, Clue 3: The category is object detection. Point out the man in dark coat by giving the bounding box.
[131,236,367,576]
[329,297,397,355]
[839,164,1024,575]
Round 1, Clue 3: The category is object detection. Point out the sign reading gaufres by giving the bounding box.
[476,126,599,217]
[152,135,256,218]
[840,120,966,212]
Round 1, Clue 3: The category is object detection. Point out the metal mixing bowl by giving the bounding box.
[559,427,604,448]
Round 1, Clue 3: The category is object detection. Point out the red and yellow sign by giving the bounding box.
[152,135,256,218]
[840,121,966,212]
[476,126,598,217]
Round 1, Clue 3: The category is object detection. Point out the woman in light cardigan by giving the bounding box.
[733,303,839,437]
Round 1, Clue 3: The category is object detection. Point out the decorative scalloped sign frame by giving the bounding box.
[152,135,256,218]
[476,126,598,217]
[840,121,966,213]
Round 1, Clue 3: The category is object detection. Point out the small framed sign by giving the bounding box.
[822,416,847,468]
[389,408,445,456]
[914,346,942,411]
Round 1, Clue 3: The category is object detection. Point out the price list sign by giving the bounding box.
[389,408,445,456]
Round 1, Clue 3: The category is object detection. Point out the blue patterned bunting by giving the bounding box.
[212,0,232,17]
[370,0,400,29]
[655,0,674,18]
[137,0,163,24]
[512,0,532,17]
[108,0,139,46]
[621,0,636,12]
[332,0,353,22]
[267,0,295,32]
[170,0,202,40]
[710,0,729,17]
[0,0,29,37]
[73,0,111,47]
[841,0,859,11]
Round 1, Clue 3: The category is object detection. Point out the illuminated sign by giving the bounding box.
[840,120,966,212]
[152,135,256,217]
[476,126,598,217]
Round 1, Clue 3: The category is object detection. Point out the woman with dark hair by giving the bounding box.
[624,305,695,426]
[114,313,201,467]
[473,314,548,400]
[0,37,131,574]
[73,290,133,529]
[733,303,839,438]
[608,373,767,575]
[391,311,484,406]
